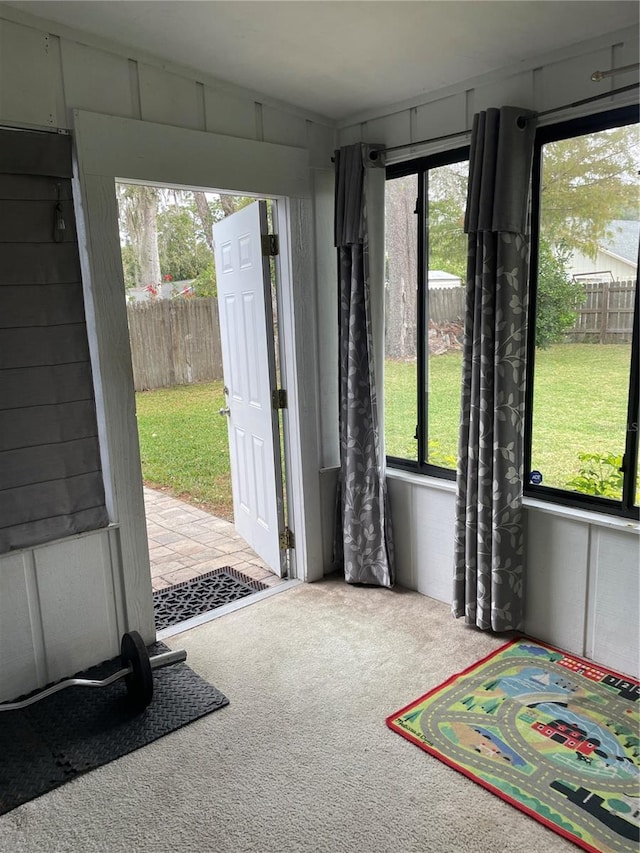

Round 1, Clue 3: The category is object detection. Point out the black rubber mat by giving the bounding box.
[0,642,228,815]
[153,567,269,630]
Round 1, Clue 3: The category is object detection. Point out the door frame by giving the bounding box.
[72,109,324,643]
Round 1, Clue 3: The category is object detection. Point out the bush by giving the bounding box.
[566,452,623,498]
[535,239,585,349]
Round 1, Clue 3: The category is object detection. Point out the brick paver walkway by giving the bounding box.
[143,487,282,592]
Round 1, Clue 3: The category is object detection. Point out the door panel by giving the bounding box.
[213,201,284,575]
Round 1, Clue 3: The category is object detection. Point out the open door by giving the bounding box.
[213,201,286,576]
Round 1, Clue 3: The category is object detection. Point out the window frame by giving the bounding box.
[385,146,470,480]
[523,104,639,520]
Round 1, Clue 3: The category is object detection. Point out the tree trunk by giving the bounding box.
[138,188,161,289]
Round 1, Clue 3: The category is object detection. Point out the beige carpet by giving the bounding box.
[0,578,577,853]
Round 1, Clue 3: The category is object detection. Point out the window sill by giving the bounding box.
[386,467,456,493]
[386,467,639,533]
[522,497,640,534]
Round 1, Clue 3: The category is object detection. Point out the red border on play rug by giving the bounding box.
[386,637,639,853]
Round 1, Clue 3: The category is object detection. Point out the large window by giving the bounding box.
[526,106,638,518]
[384,149,469,476]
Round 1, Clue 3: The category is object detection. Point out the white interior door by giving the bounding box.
[213,201,285,576]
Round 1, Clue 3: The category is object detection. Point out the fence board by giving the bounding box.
[127,297,223,391]
[566,280,636,344]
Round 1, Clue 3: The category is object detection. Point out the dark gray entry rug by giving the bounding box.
[153,567,269,630]
[0,642,228,815]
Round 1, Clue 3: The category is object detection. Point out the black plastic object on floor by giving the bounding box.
[0,642,228,816]
[153,567,269,631]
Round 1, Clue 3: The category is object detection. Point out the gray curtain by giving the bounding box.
[0,129,109,553]
[334,143,394,587]
[453,107,536,631]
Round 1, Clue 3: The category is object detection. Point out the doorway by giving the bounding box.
[115,183,289,630]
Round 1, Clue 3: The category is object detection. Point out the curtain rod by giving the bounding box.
[335,82,638,163]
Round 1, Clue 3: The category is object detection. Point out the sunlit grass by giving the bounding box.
[385,344,633,493]
[135,381,233,520]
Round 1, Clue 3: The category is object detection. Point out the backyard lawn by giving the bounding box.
[135,381,233,520]
[385,342,633,492]
[136,343,634,515]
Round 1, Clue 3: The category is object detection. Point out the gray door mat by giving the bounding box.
[0,642,228,816]
[153,567,269,631]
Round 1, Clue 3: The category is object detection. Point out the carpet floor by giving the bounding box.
[0,577,583,853]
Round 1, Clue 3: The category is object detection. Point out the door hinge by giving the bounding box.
[261,233,279,256]
[272,388,287,409]
[279,527,295,551]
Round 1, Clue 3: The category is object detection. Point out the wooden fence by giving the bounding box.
[428,287,466,324]
[127,298,223,391]
[565,279,636,344]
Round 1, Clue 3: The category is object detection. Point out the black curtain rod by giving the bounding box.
[333,82,638,163]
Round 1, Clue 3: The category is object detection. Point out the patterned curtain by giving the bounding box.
[453,108,536,631]
[333,143,394,587]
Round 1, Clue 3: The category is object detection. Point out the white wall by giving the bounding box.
[333,25,640,678]
[0,2,334,702]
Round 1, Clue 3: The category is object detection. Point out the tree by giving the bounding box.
[117,186,256,299]
[535,238,585,348]
[540,124,639,258]
[116,185,161,292]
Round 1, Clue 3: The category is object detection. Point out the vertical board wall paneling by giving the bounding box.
[469,70,536,115]
[386,477,416,592]
[0,20,60,127]
[413,92,467,146]
[532,47,613,113]
[204,86,257,139]
[587,527,640,678]
[0,551,43,701]
[60,41,136,122]
[364,111,412,150]
[524,513,590,656]
[34,531,122,683]
[138,63,203,130]
[262,105,309,148]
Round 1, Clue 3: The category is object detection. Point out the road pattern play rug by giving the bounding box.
[387,638,639,853]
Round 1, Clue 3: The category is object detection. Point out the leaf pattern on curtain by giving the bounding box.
[453,107,535,632]
[334,144,394,588]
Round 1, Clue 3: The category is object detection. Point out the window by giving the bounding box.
[525,106,639,519]
[384,149,469,476]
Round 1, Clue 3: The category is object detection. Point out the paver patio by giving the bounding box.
[143,487,283,592]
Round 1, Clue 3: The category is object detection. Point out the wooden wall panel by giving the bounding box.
[0,551,41,702]
[524,512,589,655]
[35,532,122,682]
[413,93,467,148]
[263,106,309,148]
[0,20,59,127]
[588,527,640,677]
[533,47,613,114]
[470,70,535,115]
[363,111,412,150]
[61,41,135,121]
[138,63,202,130]
[204,86,256,139]
[307,121,335,169]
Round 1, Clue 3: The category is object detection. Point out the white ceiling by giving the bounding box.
[6,1,640,121]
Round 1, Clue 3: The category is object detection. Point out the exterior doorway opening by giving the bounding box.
[115,183,291,633]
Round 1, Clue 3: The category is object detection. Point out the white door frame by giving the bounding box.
[73,110,324,643]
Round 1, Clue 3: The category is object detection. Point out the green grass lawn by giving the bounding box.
[137,344,634,515]
[385,343,633,494]
[135,381,234,520]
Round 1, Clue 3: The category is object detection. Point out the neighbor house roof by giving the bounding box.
[602,220,640,264]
